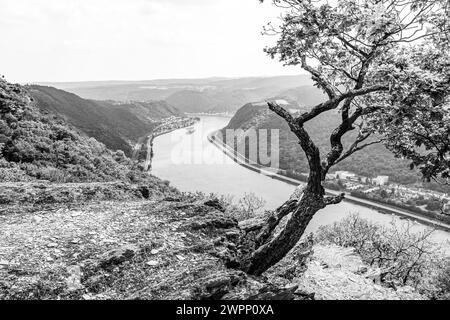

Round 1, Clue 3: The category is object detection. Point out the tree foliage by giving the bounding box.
[263,0,450,184]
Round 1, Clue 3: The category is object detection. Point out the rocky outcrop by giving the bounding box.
[98,245,141,271]
[191,270,304,300]
[0,189,290,300]
[0,181,426,300]
[0,181,177,206]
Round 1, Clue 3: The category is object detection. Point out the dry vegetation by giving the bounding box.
[316,214,450,299]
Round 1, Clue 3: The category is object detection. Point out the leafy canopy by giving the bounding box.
[262,0,450,184]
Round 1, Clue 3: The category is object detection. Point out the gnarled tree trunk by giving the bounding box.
[242,188,325,276]
[236,101,346,276]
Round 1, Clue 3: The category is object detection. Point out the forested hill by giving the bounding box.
[0,78,167,184]
[224,102,449,193]
[28,85,183,155]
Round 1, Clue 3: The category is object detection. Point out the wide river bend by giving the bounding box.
[152,116,450,247]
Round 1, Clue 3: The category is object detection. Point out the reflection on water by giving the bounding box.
[152,116,450,246]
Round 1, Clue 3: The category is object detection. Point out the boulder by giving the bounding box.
[187,212,238,230]
[191,270,246,300]
[66,265,84,292]
[203,199,226,213]
[191,271,305,301]
[99,245,140,270]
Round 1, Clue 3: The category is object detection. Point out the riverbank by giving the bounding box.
[186,112,233,118]
[208,131,450,232]
[132,117,200,171]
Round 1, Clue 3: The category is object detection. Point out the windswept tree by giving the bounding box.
[240,0,450,276]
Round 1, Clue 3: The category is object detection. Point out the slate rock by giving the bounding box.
[203,199,226,213]
[99,245,139,269]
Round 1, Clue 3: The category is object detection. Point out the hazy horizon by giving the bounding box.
[31,74,307,85]
[1,0,303,83]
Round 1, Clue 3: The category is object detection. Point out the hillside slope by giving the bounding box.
[0,79,157,183]
[223,102,431,187]
[166,90,218,113]
[111,100,183,120]
[276,85,327,107]
[28,86,183,155]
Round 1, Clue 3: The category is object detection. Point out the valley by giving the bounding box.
[1,76,450,301]
[152,116,450,244]
[3,0,450,304]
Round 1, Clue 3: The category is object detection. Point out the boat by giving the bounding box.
[186,127,195,134]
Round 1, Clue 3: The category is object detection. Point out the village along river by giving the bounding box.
[152,115,450,247]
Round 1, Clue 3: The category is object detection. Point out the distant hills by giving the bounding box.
[28,85,184,156]
[36,75,324,113]
[276,85,327,107]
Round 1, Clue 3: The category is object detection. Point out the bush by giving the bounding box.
[182,192,266,221]
[316,214,448,297]
[432,259,450,299]
[235,193,266,220]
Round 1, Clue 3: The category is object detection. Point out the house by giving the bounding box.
[335,171,356,180]
[360,176,369,184]
[326,173,337,180]
[373,175,389,186]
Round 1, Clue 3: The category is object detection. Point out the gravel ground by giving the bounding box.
[0,195,234,300]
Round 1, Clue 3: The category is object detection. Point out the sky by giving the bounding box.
[0,0,302,83]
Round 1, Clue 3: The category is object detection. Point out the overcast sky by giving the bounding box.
[0,0,302,83]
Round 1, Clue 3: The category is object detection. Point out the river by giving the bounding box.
[152,115,450,246]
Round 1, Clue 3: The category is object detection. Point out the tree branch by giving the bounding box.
[336,35,369,58]
[323,193,346,207]
[300,55,336,99]
[255,199,299,247]
[334,137,386,166]
[297,85,389,125]
[268,100,324,194]
[267,100,296,127]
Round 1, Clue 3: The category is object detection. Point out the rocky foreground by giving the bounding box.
[0,182,424,300]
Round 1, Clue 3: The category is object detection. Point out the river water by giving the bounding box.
[152,116,450,246]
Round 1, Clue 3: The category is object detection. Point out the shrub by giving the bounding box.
[182,192,266,221]
[316,214,448,296]
[432,259,450,299]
